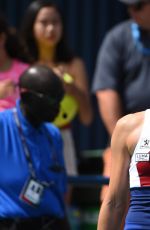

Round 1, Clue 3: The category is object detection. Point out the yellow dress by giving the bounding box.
[53,73,78,128]
[53,73,79,175]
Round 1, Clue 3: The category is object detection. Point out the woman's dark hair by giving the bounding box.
[0,13,28,61]
[21,0,75,64]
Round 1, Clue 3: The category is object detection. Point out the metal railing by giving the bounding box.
[68,175,109,187]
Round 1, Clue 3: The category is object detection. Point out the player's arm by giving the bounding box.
[97,115,132,230]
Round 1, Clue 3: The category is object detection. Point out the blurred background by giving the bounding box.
[0,1,129,229]
[0,0,128,153]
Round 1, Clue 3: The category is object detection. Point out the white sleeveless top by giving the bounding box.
[129,109,150,188]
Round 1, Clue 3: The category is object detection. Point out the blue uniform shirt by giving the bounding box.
[0,100,67,218]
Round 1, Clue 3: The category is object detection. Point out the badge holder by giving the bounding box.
[20,177,44,207]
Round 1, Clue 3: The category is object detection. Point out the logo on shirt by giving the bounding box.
[140,138,150,149]
[135,153,150,162]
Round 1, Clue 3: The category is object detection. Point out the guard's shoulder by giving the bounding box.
[101,20,131,49]
[0,109,11,120]
[108,19,131,35]
[45,123,61,138]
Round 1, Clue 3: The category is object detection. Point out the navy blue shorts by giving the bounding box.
[124,223,150,230]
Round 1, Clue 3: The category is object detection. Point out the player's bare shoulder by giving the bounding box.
[112,111,144,143]
[118,111,144,132]
[116,111,145,155]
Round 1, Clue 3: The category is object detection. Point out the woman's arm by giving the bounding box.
[66,58,93,125]
[97,115,132,230]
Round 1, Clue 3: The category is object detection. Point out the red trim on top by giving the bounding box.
[137,161,150,186]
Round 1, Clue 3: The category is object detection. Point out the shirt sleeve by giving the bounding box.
[92,27,123,93]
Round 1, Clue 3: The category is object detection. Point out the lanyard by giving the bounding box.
[13,108,60,188]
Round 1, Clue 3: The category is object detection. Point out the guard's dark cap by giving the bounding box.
[119,0,147,4]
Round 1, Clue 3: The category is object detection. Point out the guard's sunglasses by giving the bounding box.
[20,88,62,106]
[131,1,150,10]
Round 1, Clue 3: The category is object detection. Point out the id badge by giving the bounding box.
[20,178,44,206]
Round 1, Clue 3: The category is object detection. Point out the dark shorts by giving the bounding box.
[124,223,150,230]
[0,216,71,230]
